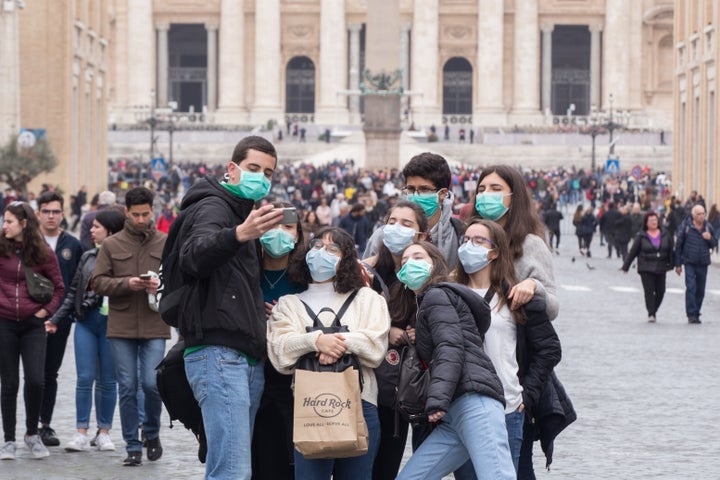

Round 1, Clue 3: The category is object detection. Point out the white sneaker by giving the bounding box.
[64,432,89,452]
[95,432,115,451]
[0,441,15,460]
[24,435,50,458]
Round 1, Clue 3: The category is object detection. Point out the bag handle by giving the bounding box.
[299,290,360,329]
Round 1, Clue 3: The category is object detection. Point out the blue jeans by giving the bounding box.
[74,310,117,429]
[108,338,165,452]
[184,346,264,480]
[397,393,515,480]
[450,406,526,479]
[294,400,381,480]
[684,263,708,317]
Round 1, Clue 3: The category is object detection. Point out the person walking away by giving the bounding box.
[580,207,598,257]
[48,209,125,451]
[542,202,563,253]
[601,202,621,258]
[673,204,717,324]
[572,205,584,254]
[171,136,285,479]
[614,206,634,262]
[621,211,674,323]
[92,187,169,466]
[35,192,85,447]
[708,204,720,254]
[0,202,65,459]
[71,186,87,232]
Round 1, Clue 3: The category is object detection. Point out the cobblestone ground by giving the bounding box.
[5,213,720,479]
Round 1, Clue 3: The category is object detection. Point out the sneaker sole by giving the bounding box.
[0,455,15,460]
[31,451,50,459]
[98,444,116,451]
[64,446,87,452]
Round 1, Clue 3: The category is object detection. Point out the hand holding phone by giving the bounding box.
[139,273,153,280]
[273,207,299,225]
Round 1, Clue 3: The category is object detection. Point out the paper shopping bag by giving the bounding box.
[293,368,368,459]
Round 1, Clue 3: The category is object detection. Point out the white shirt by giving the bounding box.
[473,288,524,413]
[44,234,59,252]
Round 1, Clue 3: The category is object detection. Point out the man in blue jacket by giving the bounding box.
[35,192,84,446]
[674,204,718,324]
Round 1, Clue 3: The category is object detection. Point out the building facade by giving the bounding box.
[674,0,719,206]
[108,0,675,131]
[12,0,111,197]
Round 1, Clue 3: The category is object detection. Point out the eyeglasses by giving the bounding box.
[402,186,439,196]
[40,209,63,216]
[310,238,341,256]
[462,235,494,248]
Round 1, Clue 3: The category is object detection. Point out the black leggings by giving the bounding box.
[639,272,666,316]
[0,317,47,441]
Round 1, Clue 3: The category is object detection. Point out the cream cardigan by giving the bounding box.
[267,284,390,406]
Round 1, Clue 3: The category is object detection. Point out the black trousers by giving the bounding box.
[372,405,409,480]
[40,322,71,426]
[0,317,47,441]
[639,272,666,316]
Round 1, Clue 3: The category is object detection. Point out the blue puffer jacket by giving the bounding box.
[674,218,717,266]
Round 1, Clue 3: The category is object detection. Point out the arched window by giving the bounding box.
[443,57,473,115]
[286,56,315,113]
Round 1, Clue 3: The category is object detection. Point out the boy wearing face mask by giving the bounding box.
[364,153,462,269]
[167,136,284,479]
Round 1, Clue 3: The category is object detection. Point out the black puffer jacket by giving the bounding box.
[415,284,504,414]
[50,248,101,324]
[175,176,267,359]
[622,229,674,274]
[515,296,562,414]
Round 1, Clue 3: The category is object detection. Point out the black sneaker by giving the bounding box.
[123,451,142,466]
[39,426,60,447]
[146,437,163,461]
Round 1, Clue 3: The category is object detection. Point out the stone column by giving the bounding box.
[475,0,505,126]
[206,24,218,112]
[400,22,411,122]
[217,0,245,119]
[603,0,630,108]
[0,4,21,141]
[156,24,169,107]
[253,0,282,123]
[590,24,602,108]
[316,0,348,124]
[411,0,440,127]
[127,0,154,108]
[511,0,540,120]
[348,23,362,124]
[541,24,553,114]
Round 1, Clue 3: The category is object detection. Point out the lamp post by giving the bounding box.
[143,90,159,187]
[586,93,631,174]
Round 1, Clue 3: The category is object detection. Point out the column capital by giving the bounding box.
[205,23,219,32]
[155,22,170,31]
[348,23,362,33]
[540,23,554,33]
[589,23,604,33]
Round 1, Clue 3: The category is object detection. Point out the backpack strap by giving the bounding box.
[299,290,360,328]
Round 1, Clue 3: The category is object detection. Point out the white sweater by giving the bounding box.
[267,284,390,406]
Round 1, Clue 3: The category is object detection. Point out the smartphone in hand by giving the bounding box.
[272,207,299,225]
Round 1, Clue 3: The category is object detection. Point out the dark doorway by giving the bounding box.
[168,24,207,113]
[551,26,591,115]
[443,57,473,115]
[285,56,316,113]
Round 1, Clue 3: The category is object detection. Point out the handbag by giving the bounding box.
[394,331,429,423]
[15,250,54,304]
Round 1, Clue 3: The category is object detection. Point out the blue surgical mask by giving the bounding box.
[458,242,493,274]
[396,259,432,291]
[406,192,440,218]
[475,192,510,221]
[223,170,272,201]
[260,228,296,258]
[382,223,418,255]
[305,247,340,282]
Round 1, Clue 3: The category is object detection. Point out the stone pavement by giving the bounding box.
[5,212,720,479]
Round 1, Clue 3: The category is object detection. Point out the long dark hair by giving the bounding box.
[388,241,450,328]
[455,218,520,319]
[0,202,48,265]
[287,227,365,293]
[471,165,547,260]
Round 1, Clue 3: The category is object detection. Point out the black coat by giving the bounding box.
[622,229,674,274]
[415,285,504,414]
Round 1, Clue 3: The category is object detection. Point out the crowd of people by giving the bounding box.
[0,134,716,479]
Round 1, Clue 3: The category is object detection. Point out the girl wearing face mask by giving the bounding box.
[267,227,390,480]
[453,219,561,478]
[395,241,515,480]
[252,202,305,480]
[472,165,559,321]
[362,201,427,480]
